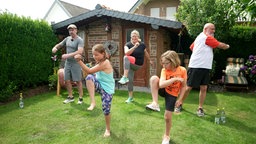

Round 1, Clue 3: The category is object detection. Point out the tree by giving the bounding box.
[235,0,256,23]
[176,0,238,40]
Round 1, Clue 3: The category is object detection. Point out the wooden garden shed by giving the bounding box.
[51,4,182,87]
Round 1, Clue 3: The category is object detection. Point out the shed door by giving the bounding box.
[123,28,149,87]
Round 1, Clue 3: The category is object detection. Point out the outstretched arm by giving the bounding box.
[217,42,230,50]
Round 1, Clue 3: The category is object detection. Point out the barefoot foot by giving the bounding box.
[87,104,95,111]
[103,129,110,137]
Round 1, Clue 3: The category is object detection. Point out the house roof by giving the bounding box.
[43,0,90,20]
[52,4,182,34]
[128,0,145,13]
[59,0,90,17]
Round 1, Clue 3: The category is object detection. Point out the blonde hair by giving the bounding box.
[161,50,180,68]
[130,29,141,42]
[92,44,107,63]
[130,30,140,38]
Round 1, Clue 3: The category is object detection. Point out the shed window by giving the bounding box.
[150,8,160,18]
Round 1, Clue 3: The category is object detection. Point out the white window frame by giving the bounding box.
[166,7,176,20]
[150,8,160,18]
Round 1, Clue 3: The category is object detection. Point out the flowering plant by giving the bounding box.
[51,55,58,75]
[240,55,256,84]
[51,55,57,62]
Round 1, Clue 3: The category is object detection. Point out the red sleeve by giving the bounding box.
[205,35,220,48]
[189,42,194,51]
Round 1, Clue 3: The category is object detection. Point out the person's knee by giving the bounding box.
[77,81,83,87]
[150,75,159,84]
[85,74,94,80]
[104,112,110,116]
[58,69,64,75]
[65,80,71,84]
[150,75,159,82]
[164,113,171,121]
[58,69,65,87]
[186,86,192,92]
[103,108,111,115]
[200,85,207,92]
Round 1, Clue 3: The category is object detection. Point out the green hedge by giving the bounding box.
[0,12,58,102]
[214,25,256,81]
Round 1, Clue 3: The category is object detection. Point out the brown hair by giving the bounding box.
[161,50,180,68]
[92,44,107,63]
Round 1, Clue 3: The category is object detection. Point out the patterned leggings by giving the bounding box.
[86,74,113,115]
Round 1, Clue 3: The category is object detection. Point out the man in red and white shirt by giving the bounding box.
[175,23,230,116]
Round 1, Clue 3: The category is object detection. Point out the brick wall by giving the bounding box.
[85,19,122,78]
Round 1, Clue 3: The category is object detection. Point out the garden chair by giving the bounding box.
[222,57,248,90]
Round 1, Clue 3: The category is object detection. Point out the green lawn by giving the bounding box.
[0,89,255,144]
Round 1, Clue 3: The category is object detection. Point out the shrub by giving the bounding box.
[0,82,17,102]
[48,74,58,90]
[240,55,256,84]
[0,12,58,101]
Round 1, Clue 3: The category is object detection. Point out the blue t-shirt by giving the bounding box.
[126,41,146,66]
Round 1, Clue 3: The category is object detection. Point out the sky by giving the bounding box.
[0,0,138,20]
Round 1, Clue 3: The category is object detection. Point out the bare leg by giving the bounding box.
[176,86,192,106]
[86,80,96,110]
[104,114,111,137]
[163,110,172,140]
[66,80,73,97]
[150,75,160,105]
[199,85,207,108]
[77,81,83,98]
[128,91,133,98]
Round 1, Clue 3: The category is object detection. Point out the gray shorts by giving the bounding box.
[64,61,82,81]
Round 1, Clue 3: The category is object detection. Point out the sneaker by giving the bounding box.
[146,103,160,112]
[63,96,74,104]
[162,135,170,144]
[125,97,133,103]
[118,76,129,84]
[197,108,205,117]
[77,97,83,104]
[174,104,182,113]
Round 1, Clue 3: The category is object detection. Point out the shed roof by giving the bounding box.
[52,4,182,34]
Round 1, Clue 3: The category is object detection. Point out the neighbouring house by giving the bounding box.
[44,0,90,24]
[129,0,180,21]
[51,4,182,87]
[129,0,189,67]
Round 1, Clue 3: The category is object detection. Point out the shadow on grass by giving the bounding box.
[181,90,218,107]
[182,108,256,135]
[223,116,256,134]
[109,131,135,144]
[222,91,255,98]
